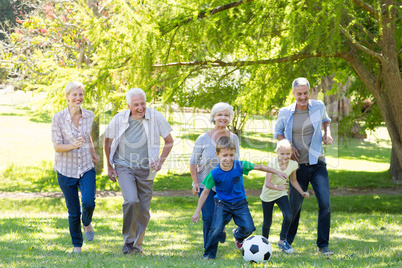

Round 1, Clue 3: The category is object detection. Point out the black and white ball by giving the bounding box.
[241,235,272,263]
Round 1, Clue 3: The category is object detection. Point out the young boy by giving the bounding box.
[191,136,287,260]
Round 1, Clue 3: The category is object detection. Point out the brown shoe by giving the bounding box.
[122,242,134,254]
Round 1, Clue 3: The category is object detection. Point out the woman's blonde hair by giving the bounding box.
[65,81,84,95]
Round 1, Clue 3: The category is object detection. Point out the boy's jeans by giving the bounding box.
[287,159,331,248]
[204,198,256,259]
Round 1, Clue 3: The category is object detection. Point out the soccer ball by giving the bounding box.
[241,235,272,263]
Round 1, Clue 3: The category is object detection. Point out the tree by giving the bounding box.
[3,0,401,182]
[147,0,401,182]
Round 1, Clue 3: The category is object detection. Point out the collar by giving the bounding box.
[65,106,88,122]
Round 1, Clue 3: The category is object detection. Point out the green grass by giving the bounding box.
[1,195,401,267]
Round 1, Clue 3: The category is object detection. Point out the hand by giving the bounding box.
[276,171,288,180]
[192,211,200,223]
[302,191,310,199]
[323,133,333,145]
[150,159,163,171]
[192,184,200,196]
[92,154,100,165]
[291,146,300,162]
[278,182,289,191]
[73,137,84,149]
[108,166,117,182]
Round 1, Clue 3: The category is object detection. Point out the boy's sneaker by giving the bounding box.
[278,240,294,254]
[235,241,244,251]
[319,247,334,255]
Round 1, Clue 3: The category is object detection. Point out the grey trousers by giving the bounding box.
[115,165,153,251]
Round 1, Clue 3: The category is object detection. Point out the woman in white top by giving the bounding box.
[190,102,240,250]
[51,81,100,253]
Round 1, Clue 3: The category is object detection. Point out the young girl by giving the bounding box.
[260,139,310,253]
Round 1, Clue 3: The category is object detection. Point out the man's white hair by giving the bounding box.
[126,88,146,105]
[210,102,234,124]
[65,81,84,95]
[292,77,310,92]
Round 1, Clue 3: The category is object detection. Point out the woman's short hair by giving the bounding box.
[216,136,236,153]
[292,77,310,92]
[126,88,147,105]
[210,102,234,124]
[276,139,293,153]
[65,81,84,95]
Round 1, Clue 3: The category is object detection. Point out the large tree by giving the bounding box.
[147,0,401,182]
[3,0,401,182]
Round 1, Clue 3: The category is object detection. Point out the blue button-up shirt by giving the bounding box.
[274,100,331,165]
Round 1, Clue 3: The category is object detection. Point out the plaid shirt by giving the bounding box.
[104,107,173,180]
[51,107,95,178]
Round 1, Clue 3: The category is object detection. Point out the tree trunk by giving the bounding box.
[390,148,402,184]
[90,114,104,175]
[341,0,402,183]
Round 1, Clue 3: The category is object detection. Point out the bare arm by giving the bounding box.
[150,133,174,171]
[289,171,310,199]
[89,135,100,165]
[54,137,83,153]
[190,164,200,195]
[264,172,288,191]
[104,137,117,182]
[192,188,210,223]
[322,121,333,145]
[253,164,288,180]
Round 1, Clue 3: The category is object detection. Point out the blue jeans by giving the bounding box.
[261,195,292,241]
[57,168,96,247]
[204,198,256,259]
[287,160,331,248]
[198,188,216,250]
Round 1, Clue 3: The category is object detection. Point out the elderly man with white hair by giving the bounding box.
[104,88,173,254]
[274,77,334,255]
[190,102,240,254]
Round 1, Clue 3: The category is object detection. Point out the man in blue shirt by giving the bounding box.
[274,77,334,255]
[191,136,287,260]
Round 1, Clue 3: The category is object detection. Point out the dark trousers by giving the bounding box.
[57,168,96,247]
[261,195,292,241]
[204,199,256,259]
[287,160,331,248]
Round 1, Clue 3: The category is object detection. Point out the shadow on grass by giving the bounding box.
[0,110,52,123]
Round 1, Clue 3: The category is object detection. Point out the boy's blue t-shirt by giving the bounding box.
[202,160,255,202]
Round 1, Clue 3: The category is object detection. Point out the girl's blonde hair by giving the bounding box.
[275,139,293,153]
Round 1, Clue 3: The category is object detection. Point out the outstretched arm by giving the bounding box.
[192,188,210,223]
[254,164,288,180]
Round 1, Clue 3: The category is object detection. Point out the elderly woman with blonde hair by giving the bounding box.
[190,102,240,251]
[51,81,100,253]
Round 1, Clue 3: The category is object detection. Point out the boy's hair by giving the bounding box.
[276,139,293,153]
[216,136,236,153]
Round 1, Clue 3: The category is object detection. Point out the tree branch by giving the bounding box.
[153,52,345,68]
[339,24,383,60]
[161,0,255,35]
[350,0,379,20]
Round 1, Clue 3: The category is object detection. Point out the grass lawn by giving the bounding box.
[1,195,402,267]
